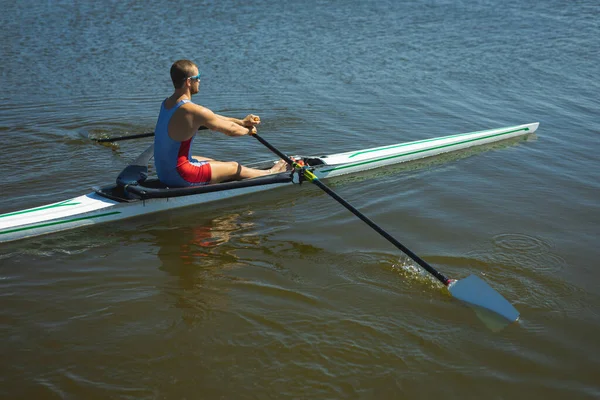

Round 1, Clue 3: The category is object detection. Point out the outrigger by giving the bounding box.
[0,122,539,325]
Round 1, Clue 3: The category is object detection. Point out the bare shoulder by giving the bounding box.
[181,102,213,116]
[168,102,214,140]
[181,102,221,130]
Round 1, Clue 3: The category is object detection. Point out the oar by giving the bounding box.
[252,133,520,323]
[92,126,209,143]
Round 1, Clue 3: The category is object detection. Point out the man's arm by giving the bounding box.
[216,114,244,126]
[216,113,261,128]
[193,105,255,137]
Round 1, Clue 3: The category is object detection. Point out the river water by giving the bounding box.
[1,0,599,398]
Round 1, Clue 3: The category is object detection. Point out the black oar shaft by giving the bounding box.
[95,132,154,143]
[252,133,295,166]
[94,126,208,143]
[312,178,450,285]
[252,133,450,286]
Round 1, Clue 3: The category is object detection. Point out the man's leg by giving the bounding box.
[208,160,287,184]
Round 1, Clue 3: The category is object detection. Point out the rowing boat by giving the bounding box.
[0,122,538,244]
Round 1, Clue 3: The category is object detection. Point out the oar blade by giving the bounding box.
[449,275,519,322]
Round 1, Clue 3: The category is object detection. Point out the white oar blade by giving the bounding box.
[449,275,519,322]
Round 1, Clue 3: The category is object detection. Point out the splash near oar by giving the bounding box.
[252,133,521,324]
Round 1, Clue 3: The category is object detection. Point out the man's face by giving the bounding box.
[190,68,200,95]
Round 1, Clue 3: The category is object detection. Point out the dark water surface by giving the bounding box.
[1,0,599,398]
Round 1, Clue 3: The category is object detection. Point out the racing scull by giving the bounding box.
[0,122,538,244]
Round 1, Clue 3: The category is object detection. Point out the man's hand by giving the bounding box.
[242,114,261,127]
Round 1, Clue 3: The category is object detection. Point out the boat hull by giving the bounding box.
[0,123,538,243]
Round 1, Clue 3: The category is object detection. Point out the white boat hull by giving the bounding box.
[0,123,538,243]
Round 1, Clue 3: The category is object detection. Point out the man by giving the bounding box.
[154,59,287,187]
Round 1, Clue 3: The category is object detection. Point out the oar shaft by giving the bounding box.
[96,132,154,143]
[312,178,450,285]
[252,133,450,285]
[252,133,294,166]
[312,178,449,285]
[94,126,208,143]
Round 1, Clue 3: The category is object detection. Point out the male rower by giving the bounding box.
[154,59,287,187]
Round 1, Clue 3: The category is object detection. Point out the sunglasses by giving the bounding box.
[188,73,201,81]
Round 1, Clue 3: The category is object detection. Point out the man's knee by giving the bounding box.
[217,161,242,180]
[221,161,241,177]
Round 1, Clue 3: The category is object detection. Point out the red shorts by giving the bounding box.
[176,160,212,185]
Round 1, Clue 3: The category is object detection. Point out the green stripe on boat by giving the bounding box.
[326,127,529,172]
[0,199,82,219]
[0,211,121,235]
[347,127,529,159]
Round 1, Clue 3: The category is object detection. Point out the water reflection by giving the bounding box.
[145,208,332,326]
[146,212,257,326]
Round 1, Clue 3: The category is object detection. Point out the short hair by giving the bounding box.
[170,60,197,89]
